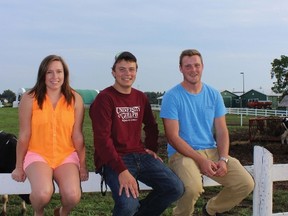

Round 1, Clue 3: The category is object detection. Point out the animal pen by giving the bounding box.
[249,117,284,142]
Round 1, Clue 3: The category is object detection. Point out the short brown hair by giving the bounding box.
[179,49,203,66]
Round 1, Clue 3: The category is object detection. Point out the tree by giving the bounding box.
[144,91,164,104]
[271,55,288,95]
[1,89,16,103]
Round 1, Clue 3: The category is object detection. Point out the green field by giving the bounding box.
[0,108,282,216]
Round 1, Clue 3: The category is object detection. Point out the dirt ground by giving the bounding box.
[229,130,288,192]
[229,129,288,165]
[158,132,288,165]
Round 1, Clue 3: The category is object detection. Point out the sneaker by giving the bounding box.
[202,203,224,216]
[202,203,211,216]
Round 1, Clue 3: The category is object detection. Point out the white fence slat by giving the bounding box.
[273,213,288,216]
[0,172,151,195]
[202,176,220,187]
[272,164,288,181]
[253,146,273,216]
[0,174,30,194]
[1,146,288,215]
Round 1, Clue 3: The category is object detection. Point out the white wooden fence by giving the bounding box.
[151,105,288,118]
[1,146,288,216]
[151,105,288,127]
[226,108,288,117]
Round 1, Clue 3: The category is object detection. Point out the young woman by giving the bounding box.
[12,55,89,216]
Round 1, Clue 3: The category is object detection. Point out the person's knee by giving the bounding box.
[61,188,81,206]
[168,179,185,200]
[114,198,139,216]
[233,174,255,197]
[243,176,255,195]
[30,188,53,205]
[176,182,185,198]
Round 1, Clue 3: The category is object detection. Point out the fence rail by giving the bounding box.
[152,105,288,127]
[1,146,287,215]
[151,104,288,118]
[226,108,288,117]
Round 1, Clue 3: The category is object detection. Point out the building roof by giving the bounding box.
[279,95,288,107]
[75,89,99,105]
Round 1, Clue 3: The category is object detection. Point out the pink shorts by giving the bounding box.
[23,151,80,170]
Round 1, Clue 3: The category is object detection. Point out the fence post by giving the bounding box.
[253,146,273,216]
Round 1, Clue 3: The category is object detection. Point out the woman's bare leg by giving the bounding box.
[53,163,81,216]
[25,162,54,216]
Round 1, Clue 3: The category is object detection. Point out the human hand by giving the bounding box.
[11,167,26,182]
[145,149,163,162]
[214,160,228,177]
[199,159,218,177]
[80,167,89,181]
[118,170,139,198]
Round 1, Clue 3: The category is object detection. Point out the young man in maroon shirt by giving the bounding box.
[89,51,184,216]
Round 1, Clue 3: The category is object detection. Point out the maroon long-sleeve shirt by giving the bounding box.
[89,86,159,174]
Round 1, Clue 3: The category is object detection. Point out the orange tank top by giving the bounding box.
[28,95,76,168]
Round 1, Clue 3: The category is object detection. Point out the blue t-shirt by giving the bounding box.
[160,83,226,157]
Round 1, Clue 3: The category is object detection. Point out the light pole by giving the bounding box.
[240,72,245,94]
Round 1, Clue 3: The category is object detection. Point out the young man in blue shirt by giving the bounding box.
[160,49,254,216]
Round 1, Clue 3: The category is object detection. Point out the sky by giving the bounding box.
[1,0,288,96]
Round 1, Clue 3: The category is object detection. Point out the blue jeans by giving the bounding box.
[104,153,184,216]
